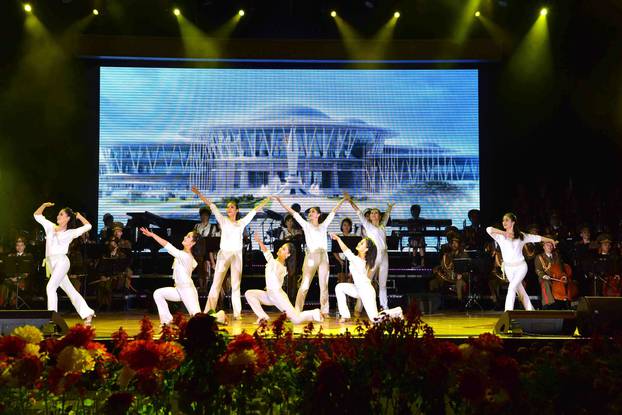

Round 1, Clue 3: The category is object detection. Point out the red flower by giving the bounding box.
[119,340,161,372]
[135,316,154,341]
[469,332,503,353]
[111,327,130,351]
[458,368,487,403]
[0,335,26,358]
[159,324,176,342]
[490,356,520,390]
[10,354,43,386]
[158,342,185,371]
[47,367,82,394]
[60,324,96,349]
[172,312,188,333]
[271,313,288,337]
[105,392,135,415]
[436,341,463,364]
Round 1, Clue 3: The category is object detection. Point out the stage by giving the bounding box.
[62,310,579,341]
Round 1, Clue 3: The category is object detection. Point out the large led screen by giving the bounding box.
[99,66,479,246]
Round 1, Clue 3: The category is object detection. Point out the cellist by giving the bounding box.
[535,235,575,309]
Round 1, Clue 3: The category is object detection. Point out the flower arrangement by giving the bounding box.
[0,304,621,414]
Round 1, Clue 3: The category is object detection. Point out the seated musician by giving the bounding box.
[463,209,486,251]
[408,204,426,266]
[535,235,571,309]
[485,241,507,310]
[574,225,597,294]
[589,233,621,296]
[430,234,467,303]
[99,213,115,243]
[194,206,220,290]
[95,238,135,311]
[2,237,34,308]
[279,214,303,241]
[111,223,132,252]
[333,218,354,284]
[359,209,371,237]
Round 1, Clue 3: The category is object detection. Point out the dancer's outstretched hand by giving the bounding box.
[139,227,154,238]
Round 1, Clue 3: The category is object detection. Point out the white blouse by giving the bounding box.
[344,249,373,287]
[210,203,256,252]
[34,214,92,257]
[293,211,335,252]
[164,243,197,287]
[356,210,390,252]
[261,250,288,292]
[486,227,541,265]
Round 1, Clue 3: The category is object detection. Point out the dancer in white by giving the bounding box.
[245,234,322,324]
[192,187,270,319]
[486,212,556,311]
[34,202,95,324]
[345,193,393,309]
[273,196,346,315]
[330,233,403,322]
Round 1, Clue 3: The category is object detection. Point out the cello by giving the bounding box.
[549,262,579,301]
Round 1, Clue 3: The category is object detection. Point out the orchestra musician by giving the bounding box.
[333,217,355,284]
[193,206,221,292]
[429,233,468,303]
[589,233,621,296]
[485,241,507,310]
[408,204,426,266]
[535,235,572,309]
[574,225,597,295]
[1,237,34,308]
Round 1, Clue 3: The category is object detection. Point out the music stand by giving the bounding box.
[454,257,483,314]
[4,256,34,309]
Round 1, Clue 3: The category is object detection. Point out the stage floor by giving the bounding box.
[62,310,578,340]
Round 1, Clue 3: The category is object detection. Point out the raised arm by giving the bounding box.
[272,196,296,215]
[344,192,361,214]
[191,186,212,206]
[254,197,271,211]
[70,212,92,238]
[330,233,350,255]
[331,197,347,214]
[381,202,394,226]
[253,232,268,253]
[139,227,169,249]
[34,202,54,217]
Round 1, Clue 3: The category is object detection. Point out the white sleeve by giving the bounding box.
[523,233,542,244]
[69,224,92,240]
[292,212,308,230]
[239,209,257,227]
[486,227,503,243]
[322,211,336,228]
[34,214,55,235]
[356,210,373,233]
[262,249,274,264]
[164,242,184,259]
[343,249,356,263]
[210,203,224,226]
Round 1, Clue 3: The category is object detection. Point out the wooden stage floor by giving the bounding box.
[62,310,578,340]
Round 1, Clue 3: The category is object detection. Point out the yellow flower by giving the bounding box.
[57,346,95,373]
[23,343,40,357]
[12,325,43,344]
[227,349,257,367]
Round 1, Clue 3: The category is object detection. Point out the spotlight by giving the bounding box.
[540,7,548,16]
[173,8,181,16]
[92,9,99,16]
[393,11,400,18]
[24,3,32,12]
[330,10,337,18]
[475,11,481,17]
[238,9,245,16]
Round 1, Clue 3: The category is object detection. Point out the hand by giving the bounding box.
[387,202,395,208]
[272,195,282,203]
[457,274,462,280]
[343,192,351,201]
[543,275,551,280]
[330,232,339,241]
[253,233,261,243]
[191,186,201,195]
[139,227,154,238]
[43,202,55,208]
[75,212,85,221]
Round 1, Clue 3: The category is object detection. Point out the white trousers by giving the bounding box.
[503,261,534,311]
[245,289,320,324]
[295,249,330,314]
[336,282,403,321]
[355,249,389,313]
[206,249,243,317]
[153,285,201,325]
[46,255,94,319]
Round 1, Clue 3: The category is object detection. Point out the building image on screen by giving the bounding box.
[99,67,479,244]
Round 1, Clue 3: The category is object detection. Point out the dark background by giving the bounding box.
[1,0,621,238]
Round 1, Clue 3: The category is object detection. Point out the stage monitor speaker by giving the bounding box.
[0,310,69,336]
[494,310,577,336]
[576,297,622,337]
